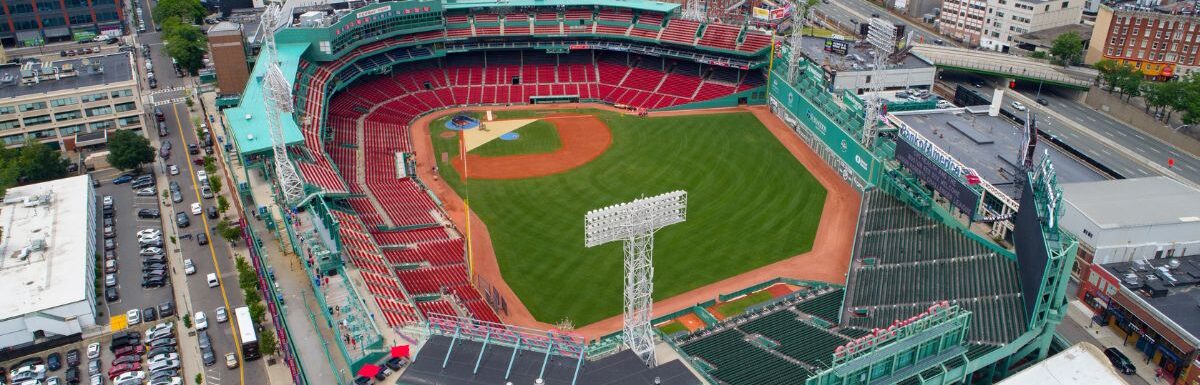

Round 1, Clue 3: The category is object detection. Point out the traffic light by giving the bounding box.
[1009,80,1016,89]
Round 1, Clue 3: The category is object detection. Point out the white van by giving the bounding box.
[206,273,219,288]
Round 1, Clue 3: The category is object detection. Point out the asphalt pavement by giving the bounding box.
[129,0,271,381]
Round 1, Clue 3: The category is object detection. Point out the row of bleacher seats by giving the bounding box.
[740,310,849,369]
[843,191,1027,346]
[680,329,813,385]
[294,39,503,327]
[439,9,773,53]
[793,288,844,323]
[850,254,1019,305]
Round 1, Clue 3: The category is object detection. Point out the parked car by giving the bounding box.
[136,187,156,196]
[197,233,208,246]
[65,349,80,367]
[138,208,161,218]
[112,345,144,358]
[1104,347,1136,375]
[112,175,133,184]
[194,312,207,331]
[126,309,141,325]
[183,259,196,275]
[47,352,62,371]
[168,165,179,175]
[86,343,100,360]
[143,307,158,322]
[106,362,140,378]
[175,212,190,228]
[105,287,119,302]
[214,307,227,323]
[158,302,175,318]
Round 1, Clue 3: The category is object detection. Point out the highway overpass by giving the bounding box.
[910,44,1095,89]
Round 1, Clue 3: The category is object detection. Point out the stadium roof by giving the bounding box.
[225,42,308,156]
[0,53,134,100]
[1061,176,1200,230]
[0,175,92,320]
[998,343,1128,385]
[443,0,680,13]
[399,335,702,385]
[894,111,1105,197]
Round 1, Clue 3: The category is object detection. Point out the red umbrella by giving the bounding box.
[390,345,410,359]
[357,364,381,377]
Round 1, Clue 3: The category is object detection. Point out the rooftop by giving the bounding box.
[0,53,135,100]
[1061,176,1200,229]
[225,42,307,156]
[0,175,92,320]
[998,343,1129,385]
[799,36,933,72]
[442,0,680,13]
[1100,254,1200,342]
[1110,1,1198,16]
[1015,24,1093,49]
[894,110,1106,197]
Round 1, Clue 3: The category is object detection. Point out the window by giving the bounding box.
[58,124,83,136]
[18,102,46,112]
[0,120,19,130]
[54,110,82,121]
[27,129,56,139]
[85,106,113,117]
[49,97,77,107]
[113,102,137,113]
[88,120,114,130]
[0,106,14,115]
[22,115,51,126]
[110,89,134,98]
[117,116,140,126]
[2,134,25,145]
[80,92,107,103]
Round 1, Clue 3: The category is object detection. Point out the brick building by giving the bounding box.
[1085,2,1200,79]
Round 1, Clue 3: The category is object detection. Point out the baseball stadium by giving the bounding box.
[224,0,1078,384]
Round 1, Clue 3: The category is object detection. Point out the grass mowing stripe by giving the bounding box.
[430,110,826,325]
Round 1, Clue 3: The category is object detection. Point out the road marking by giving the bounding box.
[153,97,187,107]
[1117,130,1129,137]
[1137,168,1149,174]
[170,102,247,385]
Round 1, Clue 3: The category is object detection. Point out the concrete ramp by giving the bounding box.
[910,44,1094,89]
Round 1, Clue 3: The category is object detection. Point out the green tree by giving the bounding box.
[19,141,68,182]
[248,301,266,325]
[152,0,204,25]
[219,219,243,243]
[194,374,203,385]
[1050,31,1084,67]
[1029,51,1048,59]
[217,195,230,214]
[259,331,279,356]
[208,175,222,194]
[107,130,155,171]
[244,288,262,305]
[162,19,208,74]
[799,0,819,35]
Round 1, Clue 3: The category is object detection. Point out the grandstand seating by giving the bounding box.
[844,191,1027,346]
[740,311,849,369]
[680,329,813,385]
[793,289,844,323]
[660,19,700,46]
[698,23,741,51]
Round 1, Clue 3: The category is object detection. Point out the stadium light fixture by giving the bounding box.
[584,190,687,367]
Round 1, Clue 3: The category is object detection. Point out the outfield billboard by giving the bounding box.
[768,71,880,185]
[895,138,980,218]
[1014,177,1049,317]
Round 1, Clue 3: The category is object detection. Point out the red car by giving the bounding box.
[107,362,140,378]
[113,345,145,358]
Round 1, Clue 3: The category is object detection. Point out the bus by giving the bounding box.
[234,306,261,360]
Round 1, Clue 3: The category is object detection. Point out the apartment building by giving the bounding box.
[982,0,1084,52]
[0,0,125,47]
[939,0,987,45]
[1085,2,1200,79]
[0,53,145,150]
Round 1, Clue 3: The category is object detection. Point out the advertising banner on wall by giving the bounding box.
[769,72,880,185]
[752,7,770,20]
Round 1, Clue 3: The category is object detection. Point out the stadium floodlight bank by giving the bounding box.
[585,191,687,367]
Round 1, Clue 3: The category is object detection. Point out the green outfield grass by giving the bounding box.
[469,120,562,157]
[429,110,827,326]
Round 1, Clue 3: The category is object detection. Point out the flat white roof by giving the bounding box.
[1062,176,1200,229]
[0,175,91,320]
[999,343,1128,385]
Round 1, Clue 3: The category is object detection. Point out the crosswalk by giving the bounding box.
[152,97,187,107]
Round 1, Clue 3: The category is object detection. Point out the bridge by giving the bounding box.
[909,44,1095,89]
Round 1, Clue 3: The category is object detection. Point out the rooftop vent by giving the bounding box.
[28,238,45,252]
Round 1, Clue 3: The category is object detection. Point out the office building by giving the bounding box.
[0,0,125,46]
[0,53,145,150]
[0,175,97,351]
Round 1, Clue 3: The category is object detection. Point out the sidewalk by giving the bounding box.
[1058,300,1158,385]
[200,92,347,384]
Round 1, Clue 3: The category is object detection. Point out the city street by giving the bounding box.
[129,0,270,381]
[936,73,1199,185]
